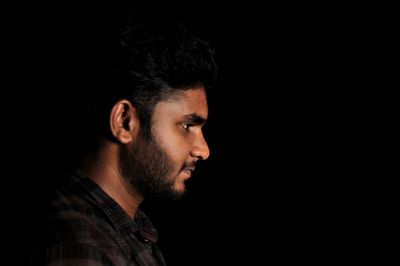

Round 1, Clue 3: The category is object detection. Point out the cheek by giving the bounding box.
[159,132,192,165]
[166,139,191,164]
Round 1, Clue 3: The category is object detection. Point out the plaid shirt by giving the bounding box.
[28,173,166,265]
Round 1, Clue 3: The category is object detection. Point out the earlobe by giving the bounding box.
[110,100,138,144]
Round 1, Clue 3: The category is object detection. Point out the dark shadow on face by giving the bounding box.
[119,127,184,200]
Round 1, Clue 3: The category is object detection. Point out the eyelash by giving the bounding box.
[181,123,194,131]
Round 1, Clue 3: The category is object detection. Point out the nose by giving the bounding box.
[190,131,210,160]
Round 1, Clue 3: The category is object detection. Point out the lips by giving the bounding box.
[184,166,196,172]
[181,166,195,177]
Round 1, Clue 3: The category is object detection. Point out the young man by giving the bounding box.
[28,10,217,265]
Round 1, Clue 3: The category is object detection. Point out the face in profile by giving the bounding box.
[120,87,210,199]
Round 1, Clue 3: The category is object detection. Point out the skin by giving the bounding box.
[150,87,209,194]
[80,86,210,218]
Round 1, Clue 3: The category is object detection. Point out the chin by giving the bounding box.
[174,182,186,194]
[169,182,186,199]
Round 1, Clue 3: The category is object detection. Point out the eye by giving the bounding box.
[181,122,193,131]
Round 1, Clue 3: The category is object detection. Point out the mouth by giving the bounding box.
[181,166,195,178]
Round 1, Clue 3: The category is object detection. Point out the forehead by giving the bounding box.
[153,88,208,120]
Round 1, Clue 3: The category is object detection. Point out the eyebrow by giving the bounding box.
[182,113,207,125]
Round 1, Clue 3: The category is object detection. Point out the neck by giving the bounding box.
[77,143,143,219]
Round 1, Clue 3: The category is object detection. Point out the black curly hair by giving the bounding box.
[62,9,217,154]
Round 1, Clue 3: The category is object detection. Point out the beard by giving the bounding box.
[119,128,184,200]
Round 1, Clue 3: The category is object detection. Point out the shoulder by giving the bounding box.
[30,188,117,246]
[26,187,125,262]
[26,200,130,265]
[28,242,116,266]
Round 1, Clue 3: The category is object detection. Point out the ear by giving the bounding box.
[109,100,138,144]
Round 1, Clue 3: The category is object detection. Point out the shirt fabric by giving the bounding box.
[28,173,166,266]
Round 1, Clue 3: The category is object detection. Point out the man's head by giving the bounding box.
[117,87,210,199]
[64,10,217,199]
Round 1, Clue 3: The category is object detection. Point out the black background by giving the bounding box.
[2,3,394,265]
